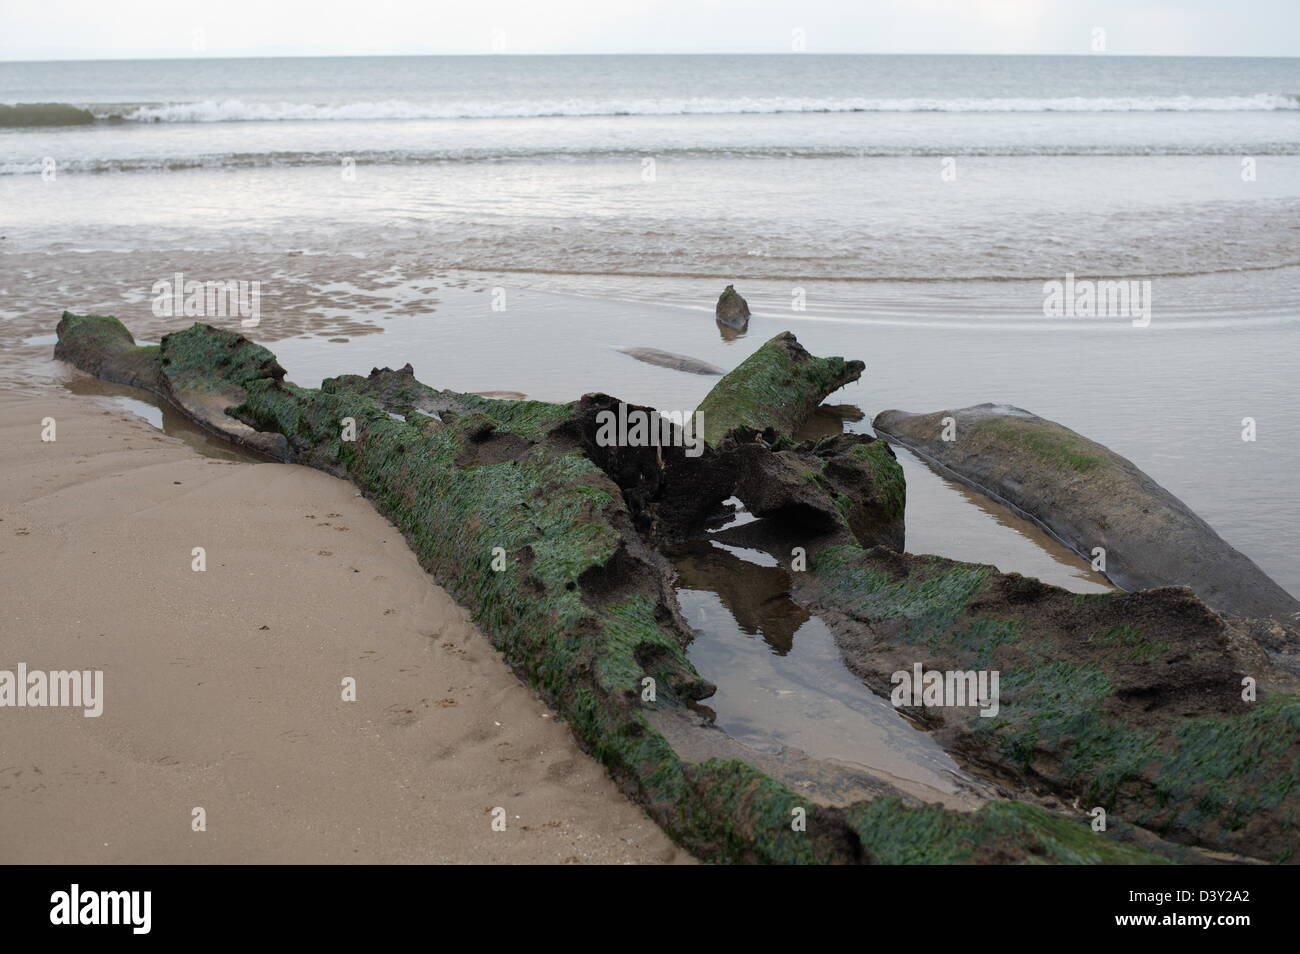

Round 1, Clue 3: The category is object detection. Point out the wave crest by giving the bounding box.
[44,92,1300,124]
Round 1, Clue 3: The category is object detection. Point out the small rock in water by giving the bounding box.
[715,284,750,331]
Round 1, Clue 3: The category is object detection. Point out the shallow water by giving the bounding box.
[672,512,996,807]
[59,374,262,463]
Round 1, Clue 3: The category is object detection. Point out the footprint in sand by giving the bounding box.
[438,642,479,665]
[384,702,426,728]
[521,820,562,832]
[544,759,578,782]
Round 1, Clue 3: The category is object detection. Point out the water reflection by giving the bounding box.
[673,530,989,804]
[62,375,261,463]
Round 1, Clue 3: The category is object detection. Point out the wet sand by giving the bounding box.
[0,393,692,864]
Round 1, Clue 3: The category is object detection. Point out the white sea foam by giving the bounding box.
[112,93,1300,123]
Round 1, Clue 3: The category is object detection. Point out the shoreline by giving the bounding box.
[0,392,691,864]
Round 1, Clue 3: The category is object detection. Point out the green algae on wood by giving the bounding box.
[848,440,906,524]
[54,315,1196,865]
[54,312,163,393]
[726,431,906,552]
[799,542,1300,862]
[848,798,1176,865]
[697,332,864,445]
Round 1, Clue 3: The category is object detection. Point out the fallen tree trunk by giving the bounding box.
[55,313,1228,864]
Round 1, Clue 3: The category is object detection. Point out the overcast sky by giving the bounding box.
[4,0,1299,60]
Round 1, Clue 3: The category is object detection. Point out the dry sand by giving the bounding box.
[0,393,692,864]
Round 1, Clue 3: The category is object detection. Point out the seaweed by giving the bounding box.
[696,332,863,445]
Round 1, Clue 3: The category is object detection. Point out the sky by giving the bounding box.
[3,0,1299,61]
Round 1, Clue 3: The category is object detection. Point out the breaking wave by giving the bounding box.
[4,93,1299,126]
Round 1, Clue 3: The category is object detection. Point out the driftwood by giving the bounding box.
[57,312,1295,862]
[874,403,1300,622]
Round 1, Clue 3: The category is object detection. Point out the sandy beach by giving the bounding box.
[0,392,691,864]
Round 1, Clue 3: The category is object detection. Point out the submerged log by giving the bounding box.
[615,347,724,376]
[57,314,1232,864]
[874,403,1300,623]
